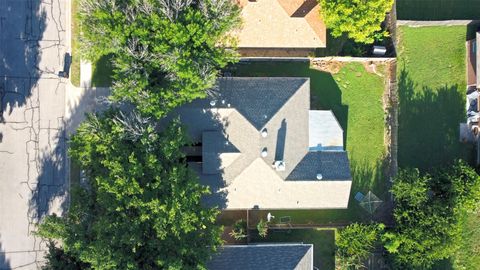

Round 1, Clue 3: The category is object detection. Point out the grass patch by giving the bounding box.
[397,0,480,20]
[251,229,336,270]
[231,61,386,223]
[453,212,480,269]
[397,26,473,170]
[70,0,80,87]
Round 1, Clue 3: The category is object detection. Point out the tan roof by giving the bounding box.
[232,0,327,48]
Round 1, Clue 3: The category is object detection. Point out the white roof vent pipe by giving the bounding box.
[316,173,323,180]
[273,160,286,171]
[210,100,216,107]
[261,128,268,138]
[261,148,268,158]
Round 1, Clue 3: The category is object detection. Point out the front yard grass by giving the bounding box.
[231,61,386,224]
[70,0,113,87]
[397,26,472,170]
[251,228,336,270]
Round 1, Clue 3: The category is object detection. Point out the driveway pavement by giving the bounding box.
[0,0,69,268]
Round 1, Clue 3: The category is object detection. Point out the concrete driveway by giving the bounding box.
[0,0,69,268]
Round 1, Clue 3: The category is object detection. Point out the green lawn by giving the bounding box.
[453,212,480,269]
[397,0,480,20]
[232,61,386,224]
[397,26,473,170]
[70,0,80,87]
[251,229,336,270]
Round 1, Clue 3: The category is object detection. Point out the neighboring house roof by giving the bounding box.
[207,244,313,270]
[232,0,327,48]
[170,77,352,209]
[477,31,480,88]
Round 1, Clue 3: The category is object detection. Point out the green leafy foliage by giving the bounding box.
[78,0,240,118]
[41,241,90,270]
[336,223,384,269]
[38,110,222,269]
[387,161,480,269]
[229,219,247,240]
[318,0,393,44]
[256,219,268,238]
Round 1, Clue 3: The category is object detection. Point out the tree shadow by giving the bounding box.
[0,239,11,270]
[1,0,49,139]
[349,157,393,224]
[397,68,474,171]
[91,54,114,87]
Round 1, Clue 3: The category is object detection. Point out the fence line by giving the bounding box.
[397,20,480,26]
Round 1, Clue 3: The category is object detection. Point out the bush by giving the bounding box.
[256,219,269,238]
[230,219,248,240]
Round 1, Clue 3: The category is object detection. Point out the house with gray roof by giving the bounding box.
[172,77,352,209]
[207,244,314,270]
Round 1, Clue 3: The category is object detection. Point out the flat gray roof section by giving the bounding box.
[207,244,313,270]
[309,110,344,151]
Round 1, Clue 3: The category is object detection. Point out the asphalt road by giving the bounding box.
[0,0,68,268]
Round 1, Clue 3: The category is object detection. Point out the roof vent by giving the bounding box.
[316,173,323,180]
[273,160,286,171]
[210,100,216,106]
[221,99,226,105]
[261,148,268,158]
[227,103,231,108]
[261,128,268,138]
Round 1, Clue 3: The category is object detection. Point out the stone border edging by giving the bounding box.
[397,20,480,26]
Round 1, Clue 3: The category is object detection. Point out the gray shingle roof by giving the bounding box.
[166,77,352,209]
[207,244,313,270]
[216,78,308,130]
[286,151,351,181]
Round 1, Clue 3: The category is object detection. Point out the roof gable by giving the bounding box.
[217,78,309,130]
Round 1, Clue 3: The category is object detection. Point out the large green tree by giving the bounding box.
[79,0,240,118]
[38,110,222,269]
[318,0,393,44]
[385,161,480,269]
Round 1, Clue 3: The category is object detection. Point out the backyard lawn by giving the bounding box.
[397,25,478,269]
[397,0,480,20]
[397,26,472,170]
[250,229,336,270]
[231,61,387,224]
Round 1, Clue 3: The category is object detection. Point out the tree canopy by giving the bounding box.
[38,110,222,269]
[385,161,480,269]
[336,223,384,270]
[79,0,240,118]
[318,0,393,44]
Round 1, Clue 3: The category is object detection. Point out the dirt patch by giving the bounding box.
[310,59,344,74]
[362,61,387,77]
